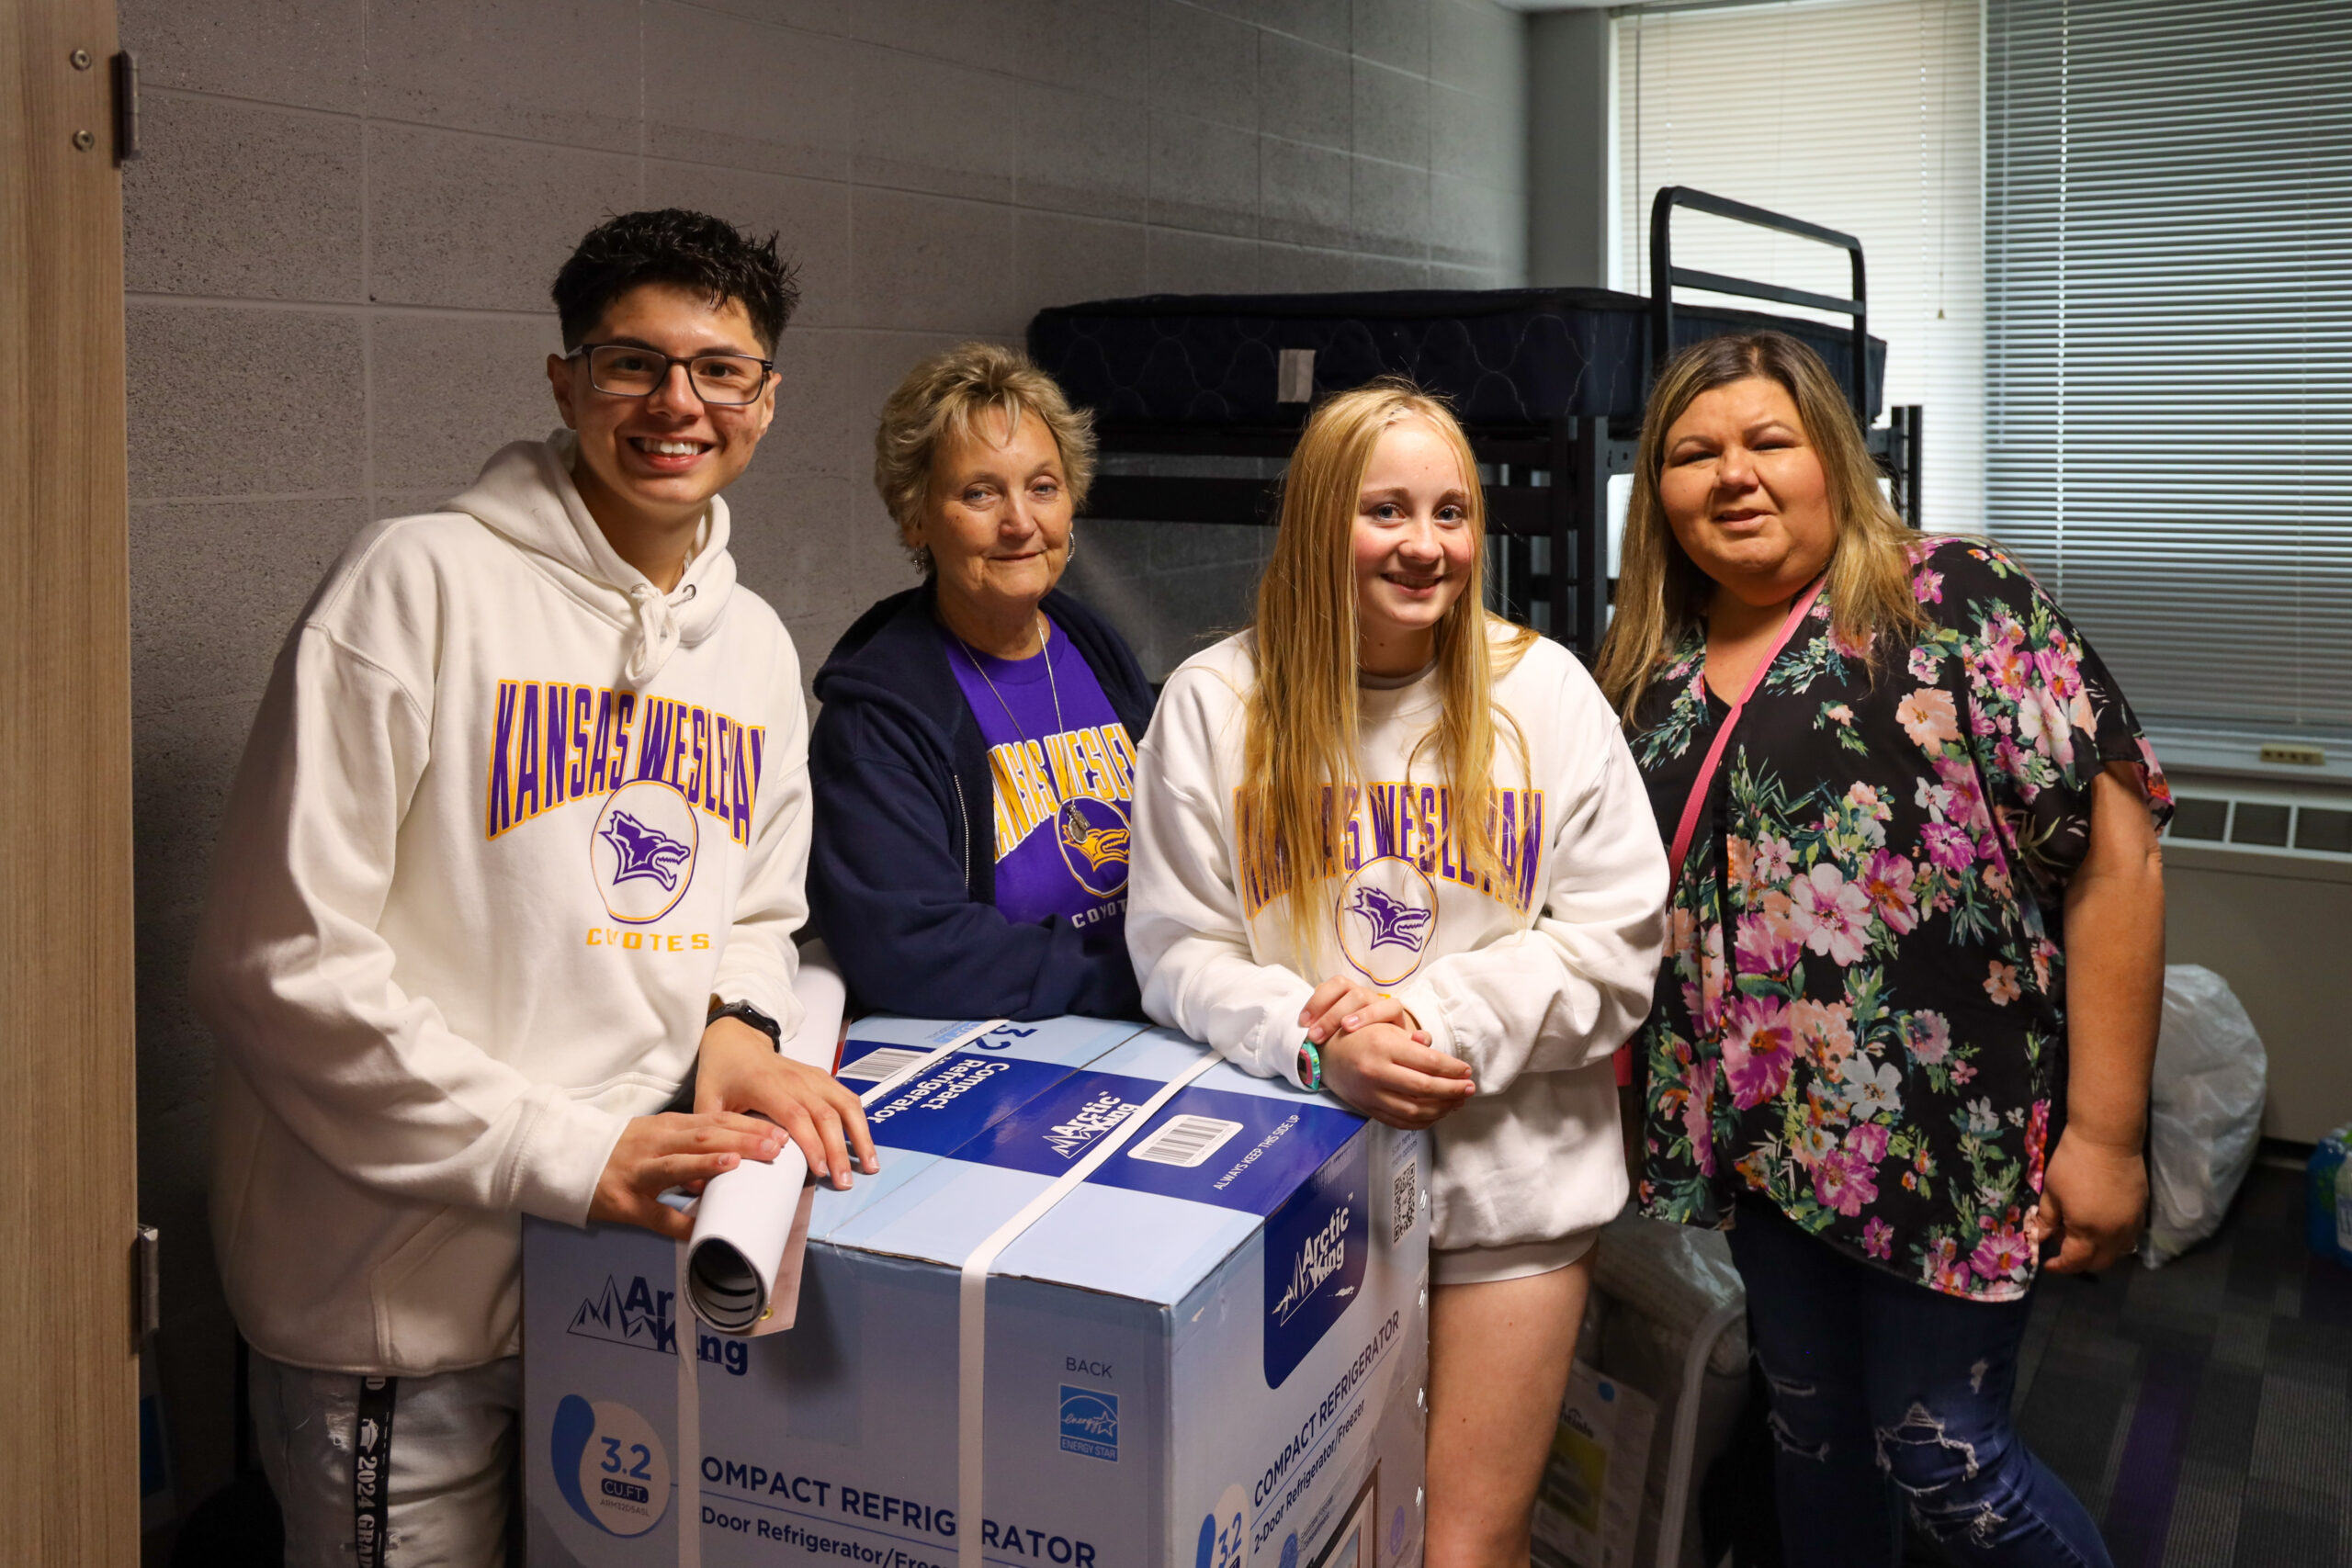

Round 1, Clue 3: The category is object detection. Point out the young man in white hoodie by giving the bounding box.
[193,209,874,1563]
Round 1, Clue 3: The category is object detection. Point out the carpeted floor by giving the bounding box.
[2002,1159,2352,1567]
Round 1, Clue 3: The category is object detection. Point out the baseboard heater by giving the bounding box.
[2157,778,2352,1143]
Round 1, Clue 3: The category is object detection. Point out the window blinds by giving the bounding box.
[1984,0,2352,734]
[1617,0,1984,538]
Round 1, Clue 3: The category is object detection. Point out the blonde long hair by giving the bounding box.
[1594,332,1926,724]
[1242,380,1536,955]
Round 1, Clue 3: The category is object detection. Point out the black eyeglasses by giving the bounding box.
[570,343,775,406]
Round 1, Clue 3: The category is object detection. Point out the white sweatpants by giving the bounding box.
[249,1350,519,1567]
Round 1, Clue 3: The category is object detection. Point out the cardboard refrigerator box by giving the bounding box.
[524,1014,1431,1568]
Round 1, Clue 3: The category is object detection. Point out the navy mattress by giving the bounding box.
[1029,287,1886,427]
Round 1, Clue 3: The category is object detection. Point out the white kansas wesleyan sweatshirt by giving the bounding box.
[1128,627,1669,1258]
[194,434,811,1376]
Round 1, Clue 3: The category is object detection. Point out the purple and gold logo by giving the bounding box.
[599,810,693,891]
[1056,797,1132,898]
[1345,884,1432,953]
[588,780,699,924]
[1334,857,1438,987]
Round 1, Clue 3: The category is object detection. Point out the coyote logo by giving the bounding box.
[600,810,693,890]
[1348,885,1432,953]
[1058,807,1130,874]
[1054,797,1132,898]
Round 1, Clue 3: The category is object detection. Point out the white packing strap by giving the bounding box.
[956,1051,1224,1568]
[675,1239,703,1568]
[858,1019,1011,1107]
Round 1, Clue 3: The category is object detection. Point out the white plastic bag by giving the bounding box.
[2140,964,2267,1266]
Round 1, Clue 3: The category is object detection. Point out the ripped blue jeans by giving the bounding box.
[1724,1198,2112,1568]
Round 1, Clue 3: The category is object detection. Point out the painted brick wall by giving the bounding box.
[119,0,1528,1517]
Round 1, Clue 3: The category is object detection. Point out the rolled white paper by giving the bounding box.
[686,1139,809,1332]
[684,945,846,1335]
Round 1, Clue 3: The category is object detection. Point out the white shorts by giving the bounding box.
[249,1350,519,1566]
[1430,1227,1598,1286]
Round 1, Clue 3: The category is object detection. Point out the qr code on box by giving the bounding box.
[1391,1159,1418,1246]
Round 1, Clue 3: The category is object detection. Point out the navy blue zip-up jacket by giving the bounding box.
[808,582,1156,1021]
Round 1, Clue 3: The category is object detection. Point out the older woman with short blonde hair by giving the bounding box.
[808,343,1153,1019]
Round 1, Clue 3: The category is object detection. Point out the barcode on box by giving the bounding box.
[1391,1159,1418,1245]
[838,1046,931,1082]
[1126,1114,1244,1169]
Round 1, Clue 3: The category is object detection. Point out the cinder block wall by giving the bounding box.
[119,0,1529,1517]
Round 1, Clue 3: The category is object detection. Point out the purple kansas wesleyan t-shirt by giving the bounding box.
[943,624,1136,934]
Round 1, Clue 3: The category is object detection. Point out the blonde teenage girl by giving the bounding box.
[1127,381,1668,1567]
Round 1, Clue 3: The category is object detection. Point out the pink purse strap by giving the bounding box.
[1667,578,1828,874]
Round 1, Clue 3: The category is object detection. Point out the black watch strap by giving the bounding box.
[707,998,784,1048]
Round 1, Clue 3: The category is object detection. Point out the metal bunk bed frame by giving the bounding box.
[1072,186,1924,661]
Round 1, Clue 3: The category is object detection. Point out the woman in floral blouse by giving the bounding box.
[1595,333,2168,1567]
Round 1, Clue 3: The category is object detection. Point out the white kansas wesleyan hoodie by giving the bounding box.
[1128,627,1669,1258]
[194,434,812,1376]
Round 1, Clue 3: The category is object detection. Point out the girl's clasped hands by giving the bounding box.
[1296,977,1475,1130]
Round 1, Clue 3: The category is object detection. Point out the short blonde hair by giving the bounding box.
[872,343,1096,570]
[1595,332,1927,723]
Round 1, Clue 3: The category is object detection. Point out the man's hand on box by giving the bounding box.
[695,1016,879,1190]
[591,1111,788,1239]
[1322,1021,1475,1131]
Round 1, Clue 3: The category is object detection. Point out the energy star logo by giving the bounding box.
[1262,1140,1370,1387]
[567,1274,677,1355]
[1059,1386,1118,1461]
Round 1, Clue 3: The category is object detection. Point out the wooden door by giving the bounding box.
[0,0,141,1559]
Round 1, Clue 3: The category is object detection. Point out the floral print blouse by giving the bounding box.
[1627,537,2171,1302]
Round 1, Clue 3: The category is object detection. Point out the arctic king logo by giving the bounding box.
[567,1270,754,1377]
[1261,1139,1371,1388]
[1041,1089,1144,1160]
[568,1274,677,1355]
[1271,1203,1354,1326]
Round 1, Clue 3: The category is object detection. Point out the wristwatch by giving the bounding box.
[707,998,784,1049]
[1295,1040,1323,1093]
